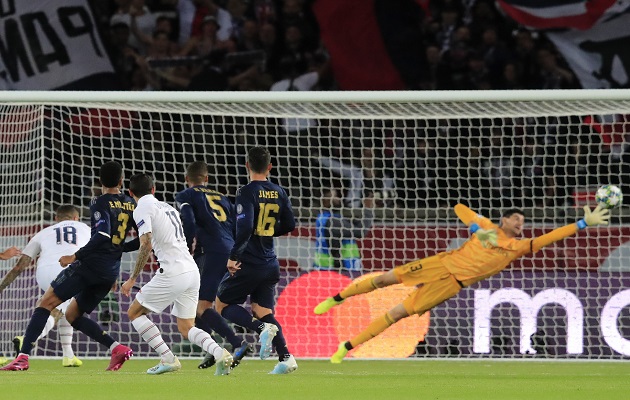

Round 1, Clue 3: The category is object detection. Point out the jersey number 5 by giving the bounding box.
[255,203,279,236]
[206,195,227,222]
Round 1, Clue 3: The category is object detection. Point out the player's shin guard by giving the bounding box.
[71,315,116,349]
[259,314,289,360]
[349,312,396,348]
[21,307,51,355]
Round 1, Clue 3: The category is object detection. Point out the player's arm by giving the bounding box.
[530,205,610,253]
[454,203,498,246]
[228,189,254,273]
[121,232,152,297]
[273,189,296,237]
[0,246,21,260]
[175,192,197,250]
[0,255,33,293]
[62,203,112,266]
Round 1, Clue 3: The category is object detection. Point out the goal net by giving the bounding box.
[1,90,630,360]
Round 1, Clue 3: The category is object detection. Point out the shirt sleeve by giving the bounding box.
[176,191,196,248]
[454,203,494,229]
[21,232,42,259]
[134,203,153,237]
[230,188,255,261]
[273,188,296,237]
[530,223,579,253]
[75,202,113,261]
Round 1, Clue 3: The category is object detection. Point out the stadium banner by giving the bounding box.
[3,224,630,359]
[0,0,114,90]
[496,0,630,89]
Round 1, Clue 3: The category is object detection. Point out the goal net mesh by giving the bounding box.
[1,96,630,360]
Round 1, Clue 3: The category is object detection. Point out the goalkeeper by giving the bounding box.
[314,203,610,363]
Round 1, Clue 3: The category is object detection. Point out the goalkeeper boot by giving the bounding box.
[12,336,23,357]
[198,353,215,369]
[314,297,344,315]
[147,357,181,375]
[106,344,133,371]
[269,355,298,375]
[231,342,253,369]
[258,323,279,360]
[0,354,29,371]
[331,342,349,364]
[62,356,83,367]
[214,348,233,376]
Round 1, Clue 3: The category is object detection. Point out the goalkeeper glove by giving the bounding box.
[470,224,498,247]
[577,205,610,229]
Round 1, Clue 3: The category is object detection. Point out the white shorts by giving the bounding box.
[37,264,71,314]
[135,270,200,319]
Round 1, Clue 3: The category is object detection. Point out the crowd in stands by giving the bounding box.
[95,0,578,92]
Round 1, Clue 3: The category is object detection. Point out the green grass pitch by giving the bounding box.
[3,358,630,400]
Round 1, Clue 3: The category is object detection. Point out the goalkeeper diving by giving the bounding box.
[314,203,610,363]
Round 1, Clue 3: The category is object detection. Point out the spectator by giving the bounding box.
[313,189,374,272]
[535,48,577,89]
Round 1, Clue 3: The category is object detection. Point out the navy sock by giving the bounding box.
[201,308,242,349]
[71,315,116,349]
[259,314,290,360]
[221,304,264,333]
[21,307,51,355]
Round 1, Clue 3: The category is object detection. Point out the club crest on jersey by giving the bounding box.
[137,219,145,228]
[93,211,101,220]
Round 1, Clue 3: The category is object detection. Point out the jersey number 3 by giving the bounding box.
[255,203,279,236]
[112,213,129,245]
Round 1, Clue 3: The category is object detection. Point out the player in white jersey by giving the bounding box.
[121,174,233,375]
[0,205,90,367]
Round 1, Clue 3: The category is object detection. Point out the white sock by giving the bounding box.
[37,316,55,341]
[131,315,175,363]
[188,327,223,360]
[109,341,120,352]
[57,316,75,359]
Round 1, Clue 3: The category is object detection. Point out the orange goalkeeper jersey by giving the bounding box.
[442,204,579,286]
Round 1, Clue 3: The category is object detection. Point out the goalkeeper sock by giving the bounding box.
[339,277,379,300]
[348,312,396,348]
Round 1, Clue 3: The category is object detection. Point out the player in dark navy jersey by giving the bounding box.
[175,161,249,369]
[215,146,298,374]
[1,161,135,372]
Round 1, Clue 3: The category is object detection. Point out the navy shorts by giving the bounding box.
[51,261,118,314]
[216,262,280,310]
[195,251,230,302]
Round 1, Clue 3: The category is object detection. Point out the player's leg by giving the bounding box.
[252,303,298,375]
[314,269,401,314]
[1,265,75,371]
[57,300,81,367]
[196,254,246,352]
[216,267,277,360]
[331,275,462,363]
[68,276,133,371]
[128,275,178,374]
[175,270,233,375]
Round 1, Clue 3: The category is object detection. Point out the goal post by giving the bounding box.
[1,89,630,360]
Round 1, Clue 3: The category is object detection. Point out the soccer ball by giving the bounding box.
[595,185,623,209]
